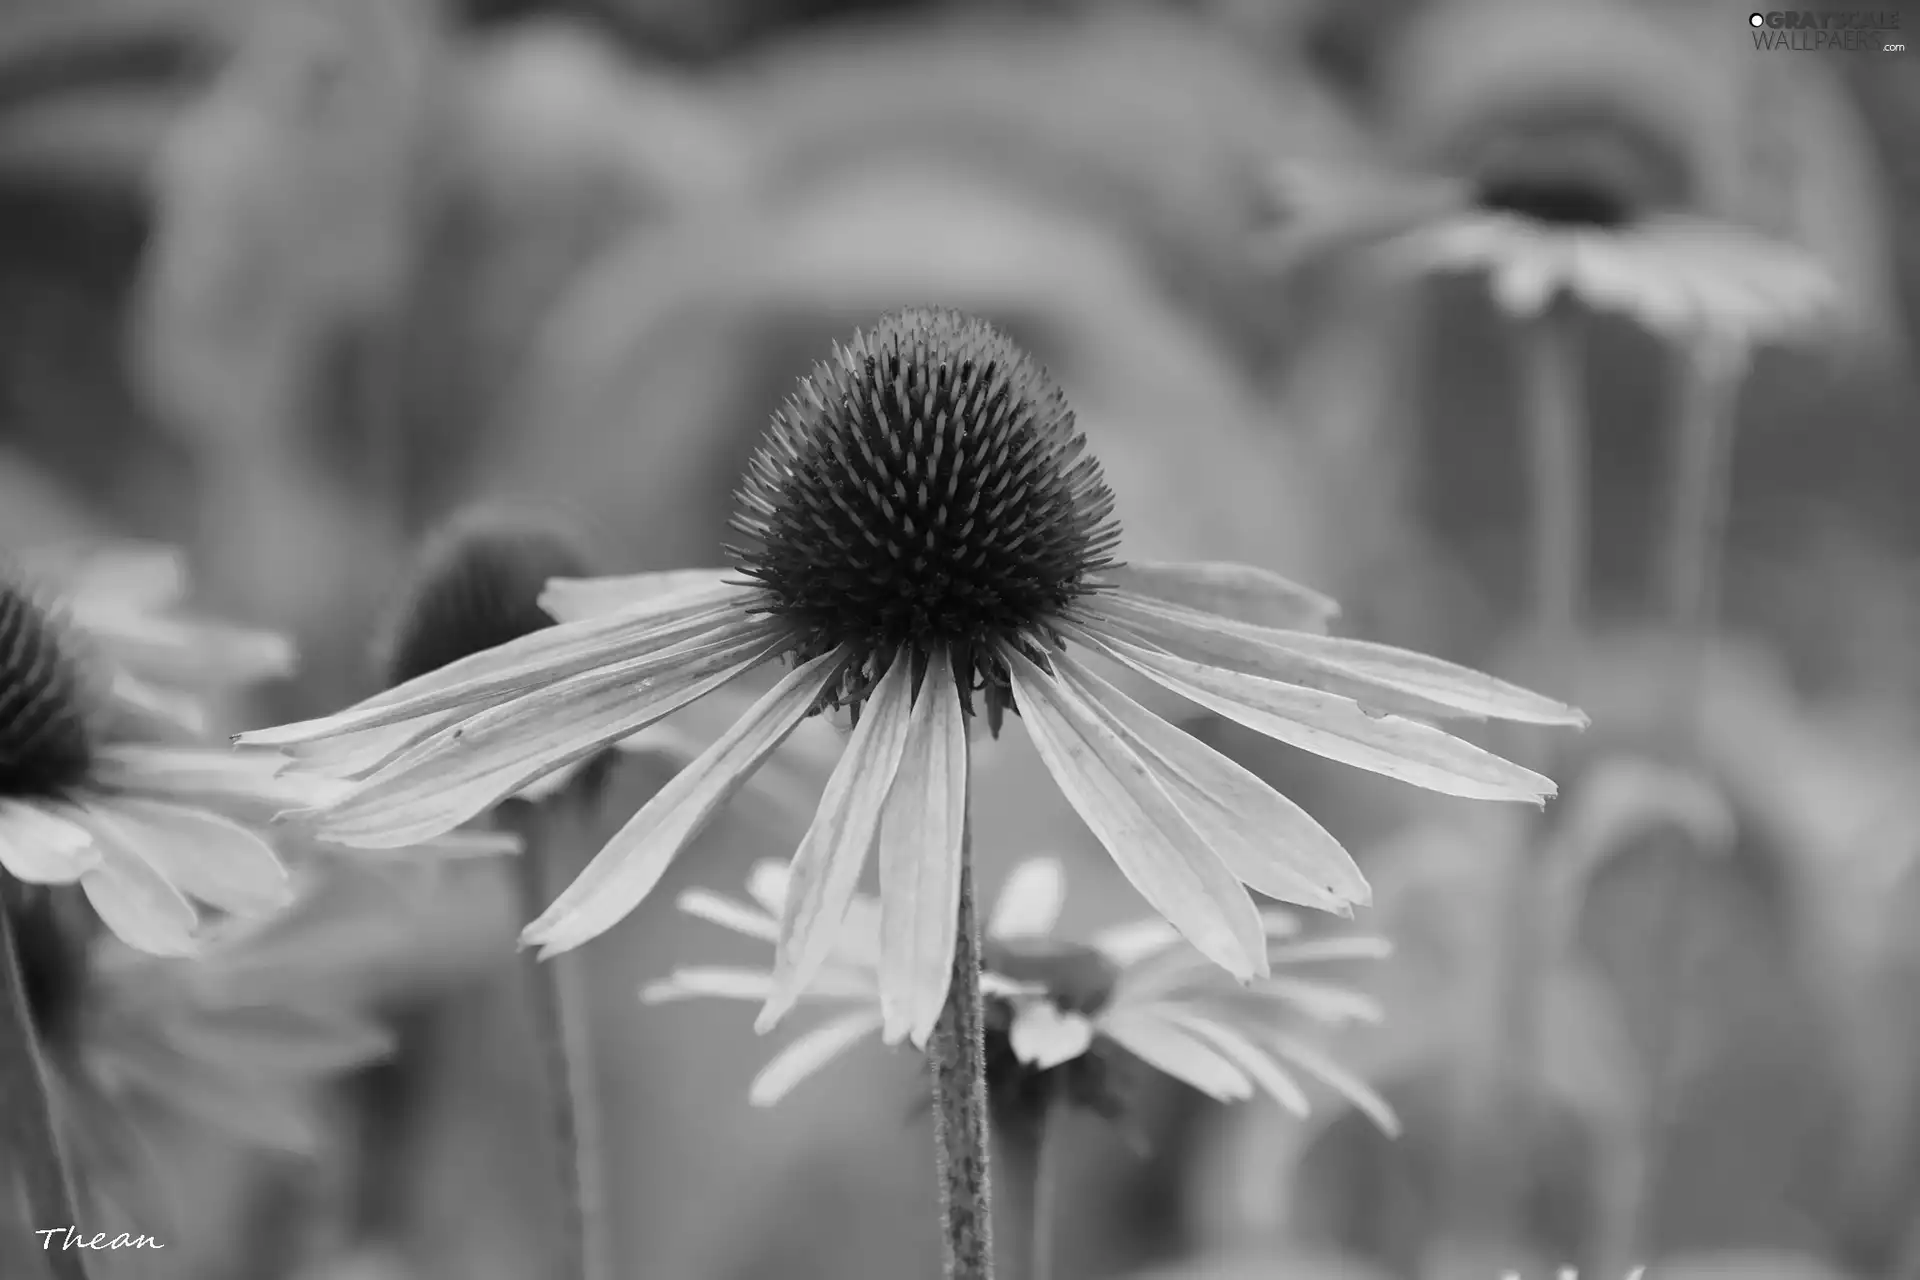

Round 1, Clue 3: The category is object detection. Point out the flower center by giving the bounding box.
[727,308,1122,718]
[0,881,90,1051]
[0,578,94,800]
[380,513,595,687]
[1463,112,1694,230]
[983,936,1121,1017]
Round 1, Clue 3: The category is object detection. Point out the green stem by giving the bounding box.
[929,809,995,1280]
[504,801,609,1280]
[0,886,88,1280]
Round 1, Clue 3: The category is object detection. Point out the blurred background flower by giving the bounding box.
[2,0,1919,1277]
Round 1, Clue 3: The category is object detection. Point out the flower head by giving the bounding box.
[240,308,1582,1046]
[643,857,1398,1133]
[0,560,296,955]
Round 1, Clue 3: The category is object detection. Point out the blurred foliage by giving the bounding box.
[3,0,1920,1278]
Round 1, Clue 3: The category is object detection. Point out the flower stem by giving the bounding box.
[1026,1083,1062,1280]
[1518,306,1588,697]
[0,886,89,1280]
[929,812,995,1280]
[503,801,609,1280]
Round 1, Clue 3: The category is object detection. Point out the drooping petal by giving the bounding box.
[96,744,349,821]
[270,716,464,780]
[76,816,201,956]
[748,1010,885,1107]
[1097,561,1339,633]
[1008,1003,1095,1069]
[988,859,1067,940]
[96,798,293,917]
[1004,645,1265,980]
[539,569,741,624]
[238,589,759,748]
[1162,1011,1311,1115]
[876,648,968,1048]
[1089,918,1181,967]
[675,890,780,943]
[1098,1010,1255,1102]
[1267,1031,1401,1136]
[1054,652,1366,913]
[524,653,842,957]
[0,801,97,884]
[1071,626,1558,803]
[306,629,782,848]
[640,966,874,1004]
[1086,595,1586,727]
[759,659,918,1033]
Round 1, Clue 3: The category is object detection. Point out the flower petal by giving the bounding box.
[988,858,1067,940]
[0,801,97,884]
[759,658,918,1033]
[1267,1031,1401,1136]
[1161,1011,1311,1115]
[1005,645,1265,980]
[746,860,792,916]
[97,798,293,917]
[523,653,841,957]
[1090,918,1181,966]
[1009,1003,1095,1069]
[640,966,873,1004]
[77,820,200,957]
[877,648,969,1048]
[95,744,347,821]
[307,628,781,848]
[47,542,186,608]
[238,589,759,748]
[1071,626,1557,803]
[1088,594,1586,726]
[81,611,296,688]
[1265,937,1395,965]
[675,890,780,943]
[1098,1010,1255,1101]
[748,1010,885,1107]
[1098,562,1339,633]
[1054,652,1366,913]
[539,569,740,624]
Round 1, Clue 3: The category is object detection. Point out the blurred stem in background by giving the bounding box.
[0,881,89,1280]
[929,803,995,1280]
[1003,1076,1064,1280]
[1602,339,1750,1274]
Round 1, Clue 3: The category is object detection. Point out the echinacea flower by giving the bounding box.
[643,857,1398,1131]
[0,560,295,954]
[21,541,295,736]
[240,307,1582,1046]
[5,868,394,1227]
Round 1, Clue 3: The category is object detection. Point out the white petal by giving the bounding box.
[1098,1010,1255,1101]
[1267,1032,1401,1136]
[106,671,208,735]
[540,569,739,624]
[523,653,840,957]
[309,629,780,848]
[640,966,873,1004]
[1004,645,1265,980]
[1090,918,1182,966]
[52,542,186,609]
[0,802,97,884]
[1008,1003,1095,1069]
[1089,594,1586,727]
[95,744,344,819]
[95,798,292,917]
[1265,937,1395,965]
[271,716,463,780]
[1254,976,1384,1024]
[877,649,968,1048]
[760,659,918,1033]
[1097,562,1339,633]
[78,829,199,957]
[675,889,781,943]
[748,1010,885,1107]
[83,612,296,687]
[988,859,1067,940]
[1071,626,1558,804]
[238,590,757,748]
[746,860,793,916]
[1054,651,1367,913]
[1162,1011,1311,1115]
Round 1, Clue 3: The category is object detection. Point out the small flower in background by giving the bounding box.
[0,552,298,954]
[641,856,1398,1134]
[241,307,1582,1048]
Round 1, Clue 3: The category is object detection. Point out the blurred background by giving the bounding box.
[3,0,1919,1277]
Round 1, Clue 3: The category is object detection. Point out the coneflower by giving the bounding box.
[241,307,1584,1277]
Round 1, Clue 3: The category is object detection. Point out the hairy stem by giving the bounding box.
[0,888,88,1280]
[504,801,609,1280]
[929,813,995,1280]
